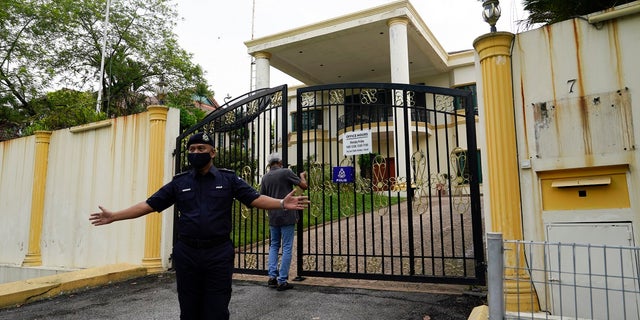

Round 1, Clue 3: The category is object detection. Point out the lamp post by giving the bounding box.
[481,0,501,32]
[156,76,168,105]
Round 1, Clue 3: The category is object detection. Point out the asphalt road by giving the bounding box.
[0,272,485,320]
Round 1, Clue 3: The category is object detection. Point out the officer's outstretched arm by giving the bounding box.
[251,190,310,211]
[90,201,154,226]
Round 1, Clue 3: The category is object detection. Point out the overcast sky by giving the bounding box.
[174,0,528,102]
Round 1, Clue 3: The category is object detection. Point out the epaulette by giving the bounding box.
[219,168,236,174]
[172,171,190,179]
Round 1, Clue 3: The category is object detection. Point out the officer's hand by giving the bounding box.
[89,206,115,226]
[283,190,310,210]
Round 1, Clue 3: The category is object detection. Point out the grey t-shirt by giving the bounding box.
[260,166,302,226]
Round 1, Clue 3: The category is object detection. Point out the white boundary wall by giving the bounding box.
[511,7,640,246]
[0,108,179,280]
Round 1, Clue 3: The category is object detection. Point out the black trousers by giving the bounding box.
[172,239,234,320]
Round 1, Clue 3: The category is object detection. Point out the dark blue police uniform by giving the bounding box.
[146,165,260,320]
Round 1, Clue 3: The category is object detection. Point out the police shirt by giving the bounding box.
[146,165,260,239]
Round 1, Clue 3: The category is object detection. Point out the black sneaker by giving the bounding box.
[267,278,277,288]
[276,282,293,291]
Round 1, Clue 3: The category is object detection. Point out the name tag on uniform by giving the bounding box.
[182,188,191,192]
[216,185,223,189]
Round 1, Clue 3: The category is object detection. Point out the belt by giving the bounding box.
[178,235,230,249]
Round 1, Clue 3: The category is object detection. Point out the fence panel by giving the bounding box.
[488,237,640,319]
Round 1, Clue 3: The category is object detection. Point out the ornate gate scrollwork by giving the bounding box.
[371,154,392,216]
[332,256,347,272]
[308,160,328,218]
[360,88,378,104]
[240,165,255,219]
[430,172,450,197]
[411,151,430,215]
[450,147,471,214]
[372,154,388,192]
[337,157,355,217]
[243,254,257,269]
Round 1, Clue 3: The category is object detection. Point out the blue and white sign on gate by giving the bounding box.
[332,166,354,183]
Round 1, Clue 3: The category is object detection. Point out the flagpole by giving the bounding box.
[96,0,111,113]
[249,0,256,92]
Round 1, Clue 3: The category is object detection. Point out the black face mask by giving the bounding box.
[187,153,211,169]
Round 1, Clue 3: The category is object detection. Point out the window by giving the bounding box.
[292,109,323,131]
[453,84,478,114]
[341,89,429,128]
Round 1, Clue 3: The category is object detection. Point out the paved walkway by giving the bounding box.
[0,271,486,320]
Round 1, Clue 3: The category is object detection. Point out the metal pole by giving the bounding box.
[96,0,111,113]
[487,232,505,319]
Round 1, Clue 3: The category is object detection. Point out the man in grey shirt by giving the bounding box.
[260,152,308,291]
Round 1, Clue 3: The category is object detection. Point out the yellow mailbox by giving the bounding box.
[539,165,630,211]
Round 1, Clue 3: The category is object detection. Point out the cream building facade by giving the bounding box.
[245,0,640,315]
[3,0,640,316]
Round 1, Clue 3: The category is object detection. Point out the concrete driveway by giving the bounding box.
[0,272,486,320]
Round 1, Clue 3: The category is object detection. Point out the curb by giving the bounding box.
[0,263,147,309]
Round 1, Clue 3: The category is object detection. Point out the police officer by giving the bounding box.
[89,132,310,320]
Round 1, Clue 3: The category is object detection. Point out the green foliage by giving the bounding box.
[171,104,206,132]
[22,89,107,135]
[290,154,317,174]
[1,0,211,139]
[214,145,257,174]
[0,106,24,140]
[231,191,402,247]
[0,0,72,113]
[302,191,402,230]
[522,0,636,27]
[357,152,379,179]
[165,84,211,132]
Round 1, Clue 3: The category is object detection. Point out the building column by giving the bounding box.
[142,105,168,273]
[252,51,272,172]
[473,32,540,312]
[23,131,53,266]
[388,17,410,84]
[253,51,271,90]
[387,17,413,191]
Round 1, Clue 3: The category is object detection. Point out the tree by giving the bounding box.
[56,0,208,116]
[166,85,210,132]
[522,0,636,27]
[0,0,72,115]
[22,89,107,135]
[0,0,211,138]
[0,106,23,141]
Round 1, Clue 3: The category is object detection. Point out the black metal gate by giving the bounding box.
[173,85,289,276]
[295,83,484,285]
[174,83,485,285]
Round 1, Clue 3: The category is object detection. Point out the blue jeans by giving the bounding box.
[268,224,295,284]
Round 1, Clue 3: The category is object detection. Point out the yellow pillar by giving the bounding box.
[23,131,52,266]
[141,105,169,273]
[473,32,540,312]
